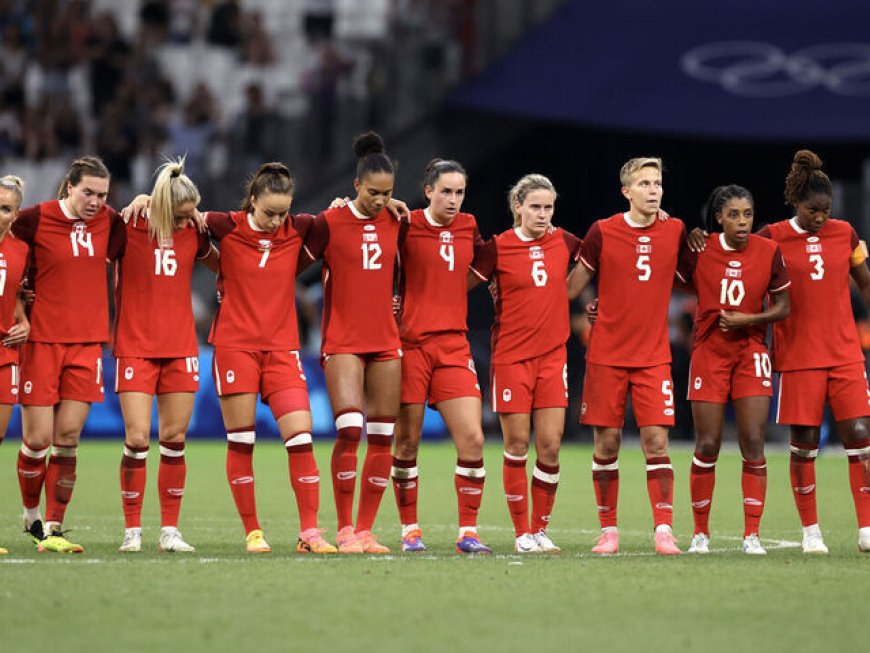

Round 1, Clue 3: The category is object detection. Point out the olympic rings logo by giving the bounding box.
[680,41,870,97]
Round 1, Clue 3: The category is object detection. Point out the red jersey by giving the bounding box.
[579,213,693,367]
[0,233,29,366]
[759,217,864,371]
[207,211,312,351]
[471,227,581,364]
[689,232,790,352]
[113,219,211,358]
[13,200,126,343]
[304,203,401,354]
[397,208,484,346]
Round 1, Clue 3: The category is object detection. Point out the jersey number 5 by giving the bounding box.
[362,243,382,270]
[636,254,651,281]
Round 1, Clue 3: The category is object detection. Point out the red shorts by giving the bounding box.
[776,362,870,426]
[581,362,675,428]
[19,342,104,405]
[0,363,20,404]
[115,356,200,394]
[212,348,309,407]
[490,346,567,413]
[321,348,403,368]
[401,333,480,405]
[688,341,773,403]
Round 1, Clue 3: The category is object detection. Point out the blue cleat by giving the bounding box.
[456,531,492,554]
[401,529,427,552]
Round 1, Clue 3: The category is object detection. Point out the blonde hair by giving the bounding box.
[619,157,662,187]
[150,157,201,244]
[0,175,25,208]
[57,155,110,199]
[508,173,557,227]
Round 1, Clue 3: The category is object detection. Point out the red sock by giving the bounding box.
[226,427,258,534]
[331,410,363,530]
[592,455,619,529]
[356,417,394,532]
[158,441,186,528]
[845,438,870,529]
[742,458,767,537]
[690,452,717,535]
[531,461,559,532]
[45,446,77,524]
[391,456,419,527]
[503,452,529,536]
[790,442,818,527]
[17,442,48,511]
[285,431,320,533]
[646,456,674,528]
[455,458,485,531]
[120,445,148,529]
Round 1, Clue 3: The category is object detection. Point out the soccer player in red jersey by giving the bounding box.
[114,159,218,554]
[0,175,32,555]
[12,156,126,553]
[471,174,581,554]
[301,132,403,554]
[568,157,693,555]
[390,158,491,554]
[758,151,870,554]
[682,185,791,556]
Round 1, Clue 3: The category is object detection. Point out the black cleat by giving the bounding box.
[25,519,45,545]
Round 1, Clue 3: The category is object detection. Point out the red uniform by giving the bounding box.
[578,213,693,427]
[759,218,870,424]
[304,203,401,356]
[397,209,483,404]
[687,232,791,402]
[0,233,29,401]
[471,227,581,412]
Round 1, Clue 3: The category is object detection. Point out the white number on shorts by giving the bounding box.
[439,243,455,271]
[361,243,382,270]
[719,278,745,306]
[185,357,199,373]
[752,352,772,379]
[258,249,271,268]
[661,379,674,406]
[531,260,548,287]
[636,254,651,281]
[0,268,6,296]
[809,254,825,280]
[96,357,102,385]
[153,249,178,276]
[70,231,94,257]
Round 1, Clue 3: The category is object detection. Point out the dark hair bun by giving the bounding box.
[353,131,385,158]
[792,149,823,172]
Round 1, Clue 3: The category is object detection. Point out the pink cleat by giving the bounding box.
[336,526,364,554]
[654,526,681,555]
[591,529,619,554]
[355,530,390,554]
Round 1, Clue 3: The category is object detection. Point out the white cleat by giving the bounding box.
[687,532,710,554]
[858,527,870,552]
[119,527,142,553]
[742,534,767,555]
[158,527,196,553]
[514,532,542,553]
[532,529,561,554]
[802,526,829,554]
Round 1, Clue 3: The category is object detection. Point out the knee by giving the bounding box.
[504,438,529,458]
[738,432,765,460]
[454,429,484,459]
[393,433,420,459]
[125,428,151,449]
[157,428,186,445]
[594,430,620,458]
[693,434,720,458]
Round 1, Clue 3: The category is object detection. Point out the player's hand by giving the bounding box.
[688,227,708,253]
[19,288,34,306]
[121,194,151,226]
[586,298,599,325]
[719,310,752,331]
[190,208,207,232]
[392,294,401,318]
[487,280,499,304]
[3,317,29,347]
[656,209,670,221]
[328,196,350,209]
[387,198,410,221]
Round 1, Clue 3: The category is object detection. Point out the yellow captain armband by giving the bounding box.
[850,240,867,267]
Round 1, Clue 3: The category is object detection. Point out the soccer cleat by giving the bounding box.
[532,529,561,554]
[245,529,272,554]
[401,528,427,552]
[0,546,7,554]
[296,528,338,554]
[24,518,45,546]
[801,528,828,554]
[687,532,710,554]
[456,531,493,554]
[355,530,390,554]
[118,527,142,553]
[158,527,195,553]
[859,527,870,553]
[514,532,542,553]
[742,534,767,555]
[591,529,619,554]
[336,526,364,554]
[38,531,84,554]
[654,526,681,555]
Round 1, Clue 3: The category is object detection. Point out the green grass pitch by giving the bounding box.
[0,439,866,652]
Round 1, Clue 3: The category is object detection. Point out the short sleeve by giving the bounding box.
[291,213,315,242]
[561,229,582,262]
[205,212,237,241]
[674,221,697,284]
[11,205,39,244]
[848,226,865,267]
[470,237,497,281]
[756,225,772,240]
[107,209,127,261]
[303,212,330,260]
[769,245,791,293]
[578,222,603,272]
[195,229,211,259]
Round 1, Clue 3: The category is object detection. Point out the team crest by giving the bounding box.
[636,235,652,254]
[440,231,454,244]
[529,246,544,260]
[806,236,822,254]
[363,232,379,243]
[258,239,272,251]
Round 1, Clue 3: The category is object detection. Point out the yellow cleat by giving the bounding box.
[0,546,8,555]
[245,529,272,554]
[38,533,84,554]
[296,528,338,554]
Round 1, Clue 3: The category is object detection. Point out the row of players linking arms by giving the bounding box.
[0,132,868,558]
